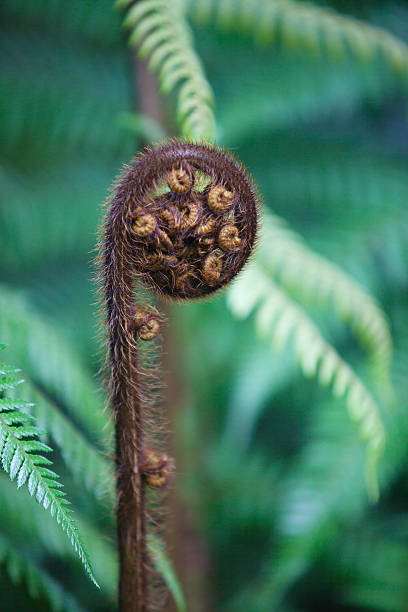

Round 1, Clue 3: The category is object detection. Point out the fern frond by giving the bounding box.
[191,0,408,78]
[13,379,114,501]
[228,401,371,611]
[230,385,408,611]
[118,0,215,140]
[0,476,117,599]
[0,533,85,612]
[0,286,111,446]
[259,213,393,393]
[337,518,408,612]
[0,29,134,161]
[0,354,98,586]
[0,475,187,604]
[227,266,385,499]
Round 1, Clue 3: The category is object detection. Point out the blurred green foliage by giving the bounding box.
[1,1,408,610]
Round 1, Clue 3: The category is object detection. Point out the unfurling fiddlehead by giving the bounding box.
[102,141,258,611]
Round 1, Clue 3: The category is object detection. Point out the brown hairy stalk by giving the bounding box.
[101,141,259,611]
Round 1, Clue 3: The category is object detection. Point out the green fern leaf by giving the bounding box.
[0,477,117,599]
[0,286,111,446]
[13,378,114,501]
[191,0,408,78]
[259,212,393,394]
[0,352,98,587]
[0,29,134,161]
[228,401,371,611]
[118,0,215,140]
[0,533,85,612]
[227,266,386,500]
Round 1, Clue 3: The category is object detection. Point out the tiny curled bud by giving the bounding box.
[115,142,259,299]
[207,185,234,214]
[133,307,161,341]
[160,208,176,233]
[218,224,241,251]
[141,448,171,489]
[202,252,223,286]
[166,167,192,194]
[196,217,218,236]
[133,213,156,237]
[180,201,200,230]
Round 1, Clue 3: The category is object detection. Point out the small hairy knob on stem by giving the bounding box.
[141,448,172,489]
[132,307,162,341]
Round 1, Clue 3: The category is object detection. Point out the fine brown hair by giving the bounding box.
[101,141,259,610]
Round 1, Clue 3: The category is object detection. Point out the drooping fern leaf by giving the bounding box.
[0,477,117,599]
[336,515,408,612]
[0,349,98,586]
[0,286,110,446]
[0,532,85,612]
[228,400,371,611]
[15,378,114,502]
[191,0,408,78]
[117,0,215,140]
[259,212,393,394]
[227,267,386,500]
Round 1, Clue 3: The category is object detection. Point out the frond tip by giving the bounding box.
[228,267,386,501]
[118,0,215,140]
[0,349,98,587]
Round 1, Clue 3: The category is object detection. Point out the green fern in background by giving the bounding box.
[1,0,408,610]
[118,0,215,139]
[0,347,98,587]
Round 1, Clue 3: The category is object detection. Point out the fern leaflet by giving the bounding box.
[0,286,110,446]
[227,266,386,500]
[0,533,84,612]
[191,0,408,78]
[0,351,98,586]
[15,379,114,502]
[117,0,215,140]
[260,212,393,394]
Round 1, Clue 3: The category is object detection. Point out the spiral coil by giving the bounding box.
[116,141,259,299]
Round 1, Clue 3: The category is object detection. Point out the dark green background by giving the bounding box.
[1,1,408,610]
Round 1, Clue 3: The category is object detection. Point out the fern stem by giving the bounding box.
[102,140,259,610]
[104,222,149,610]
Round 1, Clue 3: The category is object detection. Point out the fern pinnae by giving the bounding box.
[0,352,98,586]
[33,389,114,500]
[228,267,385,501]
[0,286,111,446]
[260,213,393,395]
[11,376,114,501]
[118,0,215,140]
[0,533,85,612]
[190,0,408,78]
